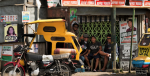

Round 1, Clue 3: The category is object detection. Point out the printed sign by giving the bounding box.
[129,0,143,6]
[22,11,30,22]
[120,61,129,70]
[119,18,137,44]
[47,0,59,8]
[62,0,78,5]
[120,44,138,60]
[96,0,111,6]
[70,8,77,21]
[112,0,125,5]
[2,46,13,61]
[4,24,18,42]
[144,1,150,6]
[1,15,18,22]
[80,0,95,5]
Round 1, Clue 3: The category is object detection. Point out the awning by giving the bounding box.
[76,7,148,15]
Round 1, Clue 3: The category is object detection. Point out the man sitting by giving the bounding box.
[84,36,101,72]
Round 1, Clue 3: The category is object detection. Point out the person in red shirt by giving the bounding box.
[126,19,136,32]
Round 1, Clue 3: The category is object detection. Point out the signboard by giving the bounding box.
[1,15,18,22]
[144,1,150,6]
[2,46,13,61]
[22,11,30,22]
[129,0,143,6]
[120,44,138,70]
[80,0,95,5]
[47,0,59,8]
[4,24,18,42]
[96,0,111,6]
[62,0,78,5]
[119,18,137,44]
[112,0,125,6]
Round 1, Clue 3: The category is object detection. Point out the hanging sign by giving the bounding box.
[80,0,95,5]
[144,1,150,6]
[2,46,13,61]
[62,0,78,5]
[1,15,18,22]
[129,0,143,6]
[96,0,111,6]
[112,0,125,6]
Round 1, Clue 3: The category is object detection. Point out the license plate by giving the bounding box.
[136,69,148,76]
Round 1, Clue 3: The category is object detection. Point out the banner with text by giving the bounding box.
[2,46,13,61]
[129,0,143,6]
[112,0,125,6]
[144,0,150,6]
[119,18,137,44]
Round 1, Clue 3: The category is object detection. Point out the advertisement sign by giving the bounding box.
[129,0,143,6]
[4,24,18,42]
[80,0,95,5]
[47,0,59,8]
[2,46,13,61]
[112,0,125,5]
[70,8,77,21]
[22,11,30,22]
[62,0,78,5]
[96,0,111,6]
[1,15,18,22]
[119,18,137,44]
[144,1,150,6]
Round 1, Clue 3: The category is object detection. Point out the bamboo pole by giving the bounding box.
[129,8,135,73]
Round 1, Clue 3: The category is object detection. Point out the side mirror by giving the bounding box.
[25,38,29,46]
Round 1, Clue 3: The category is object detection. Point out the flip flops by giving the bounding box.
[98,69,105,72]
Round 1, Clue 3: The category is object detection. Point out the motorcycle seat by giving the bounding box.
[26,52,42,61]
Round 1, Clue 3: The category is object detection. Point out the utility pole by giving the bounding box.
[129,8,135,73]
[111,8,116,70]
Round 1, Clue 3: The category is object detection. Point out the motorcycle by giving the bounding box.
[1,38,73,76]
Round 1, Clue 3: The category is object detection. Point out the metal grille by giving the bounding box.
[79,21,120,45]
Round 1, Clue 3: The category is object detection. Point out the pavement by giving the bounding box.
[72,71,137,76]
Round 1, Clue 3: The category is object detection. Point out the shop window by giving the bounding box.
[43,26,56,32]
[56,42,74,49]
[51,37,65,41]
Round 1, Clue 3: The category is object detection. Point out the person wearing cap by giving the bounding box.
[78,34,89,62]
[70,18,79,39]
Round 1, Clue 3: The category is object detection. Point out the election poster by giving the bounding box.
[1,15,18,22]
[4,24,18,42]
[2,46,13,61]
[80,0,95,5]
[62,0,78,6]
[70,8,77,21]
[22,11,30,22]
[47,0,59,8]
[144,0,150,6]
[119,18,137,44]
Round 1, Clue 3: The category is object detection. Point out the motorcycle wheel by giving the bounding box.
[51,63,71,76]
[1,64,24,76]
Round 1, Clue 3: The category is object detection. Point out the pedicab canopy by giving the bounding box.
[26,19,76,42]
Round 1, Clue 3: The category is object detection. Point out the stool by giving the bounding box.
[91,58,101,71]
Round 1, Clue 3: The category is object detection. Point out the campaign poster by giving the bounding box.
[129,0,143,6]
[144,0,150,6]
[112,0,125,6]
[80,0,95,5]
[62,0,78,6]
[1,15,18,22]
[2,46,13,61]
[96,0,111,6]
[4,24,18,42]
[70,8,77,21]
[119,18,137,44]
[34,44,38,53]
[22,11,30,22]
